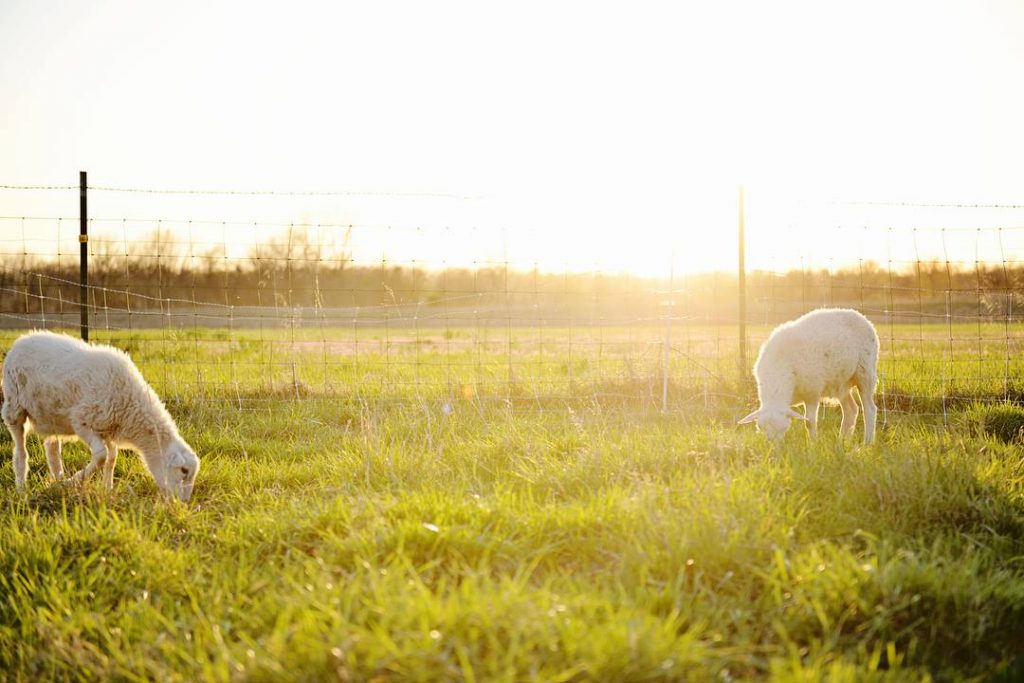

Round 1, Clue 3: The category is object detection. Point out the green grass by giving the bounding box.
[6,321,1024,411]
[1,327,1024,681]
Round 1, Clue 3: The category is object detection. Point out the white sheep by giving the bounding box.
[738,308,879,443]
[2,331,200,500]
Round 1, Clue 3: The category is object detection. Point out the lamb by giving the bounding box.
[2,331,199,500]
[738,308,879,443]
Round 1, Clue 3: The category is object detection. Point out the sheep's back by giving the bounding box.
[757,309,878,398]
[2,332,141,437]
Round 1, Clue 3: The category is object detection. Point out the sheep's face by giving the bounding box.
[755,412,792,441]
[738,407,807,442]
[164,445,200,502]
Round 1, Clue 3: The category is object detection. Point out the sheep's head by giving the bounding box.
[163,443,200,502]
[738,407,807,441]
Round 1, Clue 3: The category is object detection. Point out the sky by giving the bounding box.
[2,0,1024,275]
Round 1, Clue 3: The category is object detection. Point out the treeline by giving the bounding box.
[1,230,1023,322]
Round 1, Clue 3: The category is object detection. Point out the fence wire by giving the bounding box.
[2,184,1024,422]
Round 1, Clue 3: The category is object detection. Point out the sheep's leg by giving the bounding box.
[839,389,860,439]
[7,418,29,490]
[857,374,878,445]
[69,426,108,485]
[102,443,118,491]
[43,437,64,482]
[805,400,819,438]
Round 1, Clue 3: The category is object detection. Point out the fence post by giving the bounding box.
[738,186,747,388]
[662,253,674,414]
[79,171,88,342]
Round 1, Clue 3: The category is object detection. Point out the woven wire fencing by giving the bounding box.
[746,202,1024,423]
[3,183,1024,421]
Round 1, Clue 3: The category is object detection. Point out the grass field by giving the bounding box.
[1,326,1024,681]
[3,322,1023,408]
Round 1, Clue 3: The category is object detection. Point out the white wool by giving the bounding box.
[2,331,199,500]
[740,308,879,443]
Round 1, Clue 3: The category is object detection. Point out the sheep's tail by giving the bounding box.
[0,348,10,410]
[855,338,880,382]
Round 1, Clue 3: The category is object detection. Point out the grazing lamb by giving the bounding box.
[738,308,879,443]
[2,331,200,500]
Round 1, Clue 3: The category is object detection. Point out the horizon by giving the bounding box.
[4,183,1024,278]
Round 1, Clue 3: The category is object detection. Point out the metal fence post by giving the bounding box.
[79,171,88,341]
[738,185,747,388]
[662,254,674,414]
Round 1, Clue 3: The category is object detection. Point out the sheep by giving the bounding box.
[738,308,879,443]
[2,331,199,500]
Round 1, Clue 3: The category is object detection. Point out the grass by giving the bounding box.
[963,403,1024,444]
[6,321,1024,410]
[1,327,1024,680]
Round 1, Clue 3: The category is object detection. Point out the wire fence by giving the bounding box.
[3,180,1024,422]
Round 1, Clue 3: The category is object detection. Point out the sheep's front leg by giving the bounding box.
[44,437,64,482]
[839,389,860,438]
[102,443,118,491]
[69,426,108,485]
[7,419,29,490]
[805,399,819,438]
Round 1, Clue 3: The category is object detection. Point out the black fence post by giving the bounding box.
[79,171,88,342]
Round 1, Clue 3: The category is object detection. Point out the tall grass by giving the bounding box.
[1,330,1023,680]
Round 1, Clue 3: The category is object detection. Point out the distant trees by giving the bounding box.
[2,228,1023,324]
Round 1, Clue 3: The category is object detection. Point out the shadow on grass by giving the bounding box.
[763,431,1024,677]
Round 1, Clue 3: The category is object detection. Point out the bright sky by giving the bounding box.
[2,0,1024,275]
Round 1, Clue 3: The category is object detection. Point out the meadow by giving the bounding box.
[1,325,1024,681]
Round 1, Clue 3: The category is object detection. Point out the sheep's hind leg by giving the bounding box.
[69,426,109,486]
[856,373,878,445]
[839,388,860,439]
[6,418,29,490]
[44,437,64,482]
[805,399,819,438]
[102,443,118,491]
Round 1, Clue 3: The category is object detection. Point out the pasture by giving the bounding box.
[1,325,1023,681]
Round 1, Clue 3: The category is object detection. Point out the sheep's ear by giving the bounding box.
[786,408,808,421]
[737,409,762,425]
